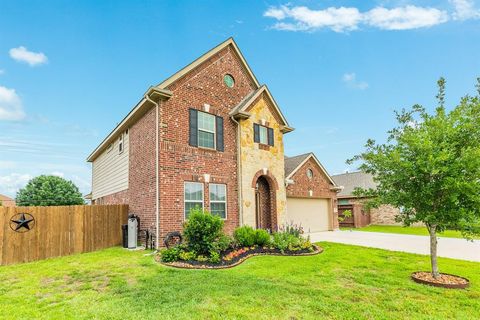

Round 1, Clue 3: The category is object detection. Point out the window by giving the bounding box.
[253,123,274,146]
[224,74,235,88]
[210,184,227,219]
[184,182,204,218]
[259,126,268,144]
[198,111,216,149]
[118,134,124,154]
[306,169,313,179]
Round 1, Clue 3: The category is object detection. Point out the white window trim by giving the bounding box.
[184,182,204,219]
[198,111,216,149]
[118,134,124,154]
[209,183,227,220]
[259,125,268,145]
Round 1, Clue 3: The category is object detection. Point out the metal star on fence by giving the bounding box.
[11,213,34,232]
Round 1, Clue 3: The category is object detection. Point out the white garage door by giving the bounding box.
[286,197,331,233]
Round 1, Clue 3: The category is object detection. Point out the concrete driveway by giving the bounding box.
[309,230,480,262]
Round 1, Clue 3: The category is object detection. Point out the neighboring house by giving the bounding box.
[0,194,16,207]
[87,38,339,245]
[285,153,341,233]
[332,171,400,227]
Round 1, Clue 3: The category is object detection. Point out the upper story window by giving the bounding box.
[253,123,274,147]
[224,74,235,88]
[198,111,216,149]
[184,182,204,218]
[118,134,124,154]
[189,109,224,152]
[307,169,313,179]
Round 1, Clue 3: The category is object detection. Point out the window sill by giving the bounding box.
[258,143,271,151]
[198,146,218,152]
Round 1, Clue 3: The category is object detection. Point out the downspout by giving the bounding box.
[230,116,243,226]
[144,94,160,250]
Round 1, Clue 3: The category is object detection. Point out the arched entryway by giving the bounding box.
[255,176,272,230]
[252,170,278,232]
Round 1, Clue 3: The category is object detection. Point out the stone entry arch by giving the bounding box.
[252,170,278,232]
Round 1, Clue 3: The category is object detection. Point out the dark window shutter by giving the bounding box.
[216,116,224,152]
[253,123,260,143]
[267,127,274,146]
[189,109,198,147]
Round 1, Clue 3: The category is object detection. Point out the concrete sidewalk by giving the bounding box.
[309,230,480,262]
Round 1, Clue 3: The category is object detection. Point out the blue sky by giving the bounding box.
[1,0,479,197]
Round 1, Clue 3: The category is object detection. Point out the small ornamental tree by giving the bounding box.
[16,175,85,206]
[348,78,480,279]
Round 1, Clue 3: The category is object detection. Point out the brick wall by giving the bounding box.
[157,44,257,239]
[92,189,129,205]
[370,204,401,225]
[286,157,339,229]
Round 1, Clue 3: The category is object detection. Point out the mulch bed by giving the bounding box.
[157,245,323,269]
[411,271,470,289]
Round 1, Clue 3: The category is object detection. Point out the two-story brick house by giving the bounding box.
[87,38,339,246]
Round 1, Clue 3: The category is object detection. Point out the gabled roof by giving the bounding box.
[0,194,14,202]
[331,171,377,198]
[229,85,293,131]
[285,152,337,186]
[156,37,260,90]
[88,38,261,162]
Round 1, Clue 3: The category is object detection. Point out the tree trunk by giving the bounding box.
[427,224,440,279]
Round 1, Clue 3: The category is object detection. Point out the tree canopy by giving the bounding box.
[349,78,480,277]
[16,175,85,206]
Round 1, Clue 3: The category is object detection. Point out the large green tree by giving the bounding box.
[16,175,85,206]
[349,78,480,278]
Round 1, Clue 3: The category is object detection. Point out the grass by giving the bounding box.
[0,243,478,320]
[341,225,478,239]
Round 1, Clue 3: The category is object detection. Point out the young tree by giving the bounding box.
[349,78,480,278]
[16,175,85,206]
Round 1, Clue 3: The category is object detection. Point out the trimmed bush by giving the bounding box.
[254,229,271,246]
[272,232,300,253]
[234,226,256,247]
[183,208,224,255]
[213,234,234,252]
[160,247,181,262]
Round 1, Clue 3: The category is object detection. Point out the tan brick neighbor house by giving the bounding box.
[0,194,15,207]
[332,171,401,227]
[87,38,340,247]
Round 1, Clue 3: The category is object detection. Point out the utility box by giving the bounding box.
[127,215,138,249]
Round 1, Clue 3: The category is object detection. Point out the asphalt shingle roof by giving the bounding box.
[284,153,311,177]
[331,171,377,197]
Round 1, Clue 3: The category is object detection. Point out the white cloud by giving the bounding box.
[0,86,26,121]
[450,0,480,20]
[365,6,449,30]
[342,73,369,90]
[264,5,362,32]
[0,173,32,197]
[264,4,450,32]
[9,46,48,66]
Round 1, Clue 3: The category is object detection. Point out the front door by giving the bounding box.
[255,176,272,231]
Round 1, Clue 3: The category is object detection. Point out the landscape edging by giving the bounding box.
[157,245,324,270]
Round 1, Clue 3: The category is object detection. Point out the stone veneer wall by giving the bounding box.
[239,93,287,228]
[370,204,401,225]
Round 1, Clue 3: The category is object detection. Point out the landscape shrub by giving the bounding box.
[209,250,221,264]
[272,232,300,253]
[160,247,181,262]
[183,208,224,255]
[178,250,196,261]
[234,226,256,247]
[213,234,234,252]
[254,229,271,246]
[278,222,304,238]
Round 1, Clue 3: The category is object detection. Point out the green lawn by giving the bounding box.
[0,243,478,320]
[341,225,478,239]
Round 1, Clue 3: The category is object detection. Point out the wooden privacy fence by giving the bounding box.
[0,205,128,265]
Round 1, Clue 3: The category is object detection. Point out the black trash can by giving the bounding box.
[122,224,128,248]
